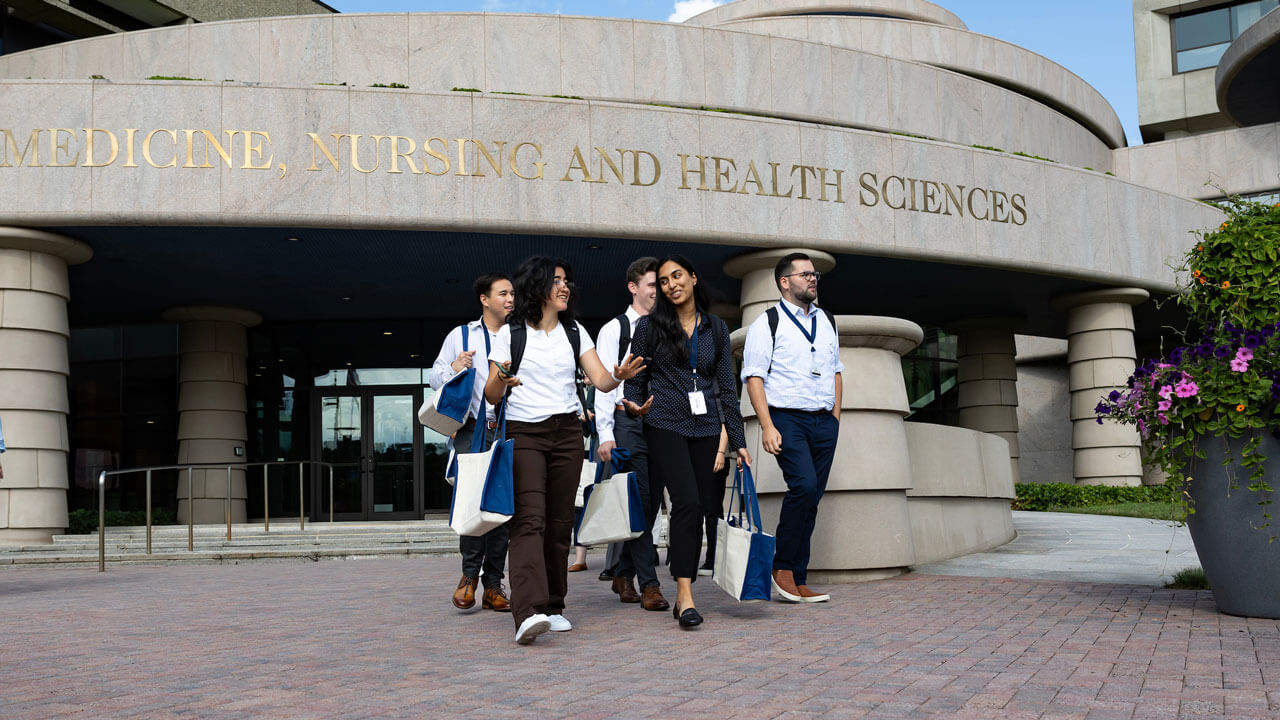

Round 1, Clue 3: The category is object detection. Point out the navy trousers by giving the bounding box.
[613,412,661,590]
[770,408,839,586]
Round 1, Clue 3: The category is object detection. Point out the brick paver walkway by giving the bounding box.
[2,556,1278,719]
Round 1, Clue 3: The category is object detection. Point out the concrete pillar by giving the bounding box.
[0,228,93,544]
[948,318,1024,484]
[733,316,925,583]
[723,248,836,328]
[162,306,261,524]
[1052,288,1149,487]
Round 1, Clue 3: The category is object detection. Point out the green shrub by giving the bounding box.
[66,508,177,535]
[1166,567,1209,589]
[1012,482,1180,511]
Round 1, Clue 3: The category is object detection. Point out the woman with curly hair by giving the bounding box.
[623,255,751,629]
[485,256,646,645]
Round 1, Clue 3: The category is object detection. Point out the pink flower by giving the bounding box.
[1158,385,1174,399]
[1157,363,1173,369]
[1237,347,1254,362]
[1158,399,1172,411]
[1175,381,1199,398]
[1158,413,1170,425]
[1230,357,1249,372]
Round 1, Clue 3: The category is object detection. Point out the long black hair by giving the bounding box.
[509,256,576,328]
[648,254,711,363]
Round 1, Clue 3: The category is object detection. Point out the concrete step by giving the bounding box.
[0,519,466,567]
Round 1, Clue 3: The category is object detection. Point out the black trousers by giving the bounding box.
[644,427,719,581]
[454,419,508,588]
[703,463,730,565]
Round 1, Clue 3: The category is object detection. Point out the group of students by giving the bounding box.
[429,252,843,645]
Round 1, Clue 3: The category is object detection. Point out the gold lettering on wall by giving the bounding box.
[0,124,1033,227]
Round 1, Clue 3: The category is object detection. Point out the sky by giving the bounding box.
[326,0,1142,146]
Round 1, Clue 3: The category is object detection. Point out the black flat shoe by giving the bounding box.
[673,605,703,629]
[598,568,615,581]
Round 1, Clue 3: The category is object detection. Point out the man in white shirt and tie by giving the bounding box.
[741,253,842,603]
[592,257,670,612]
[429,273,515,612]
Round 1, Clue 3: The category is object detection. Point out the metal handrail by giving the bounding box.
[95,460,337,572]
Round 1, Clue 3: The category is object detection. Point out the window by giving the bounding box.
[1173,0,1279,73]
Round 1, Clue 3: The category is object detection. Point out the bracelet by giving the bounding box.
[716,451,725,456]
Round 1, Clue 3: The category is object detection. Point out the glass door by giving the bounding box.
[314,388,423,521]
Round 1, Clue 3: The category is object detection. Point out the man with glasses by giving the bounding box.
[741,253,842,603]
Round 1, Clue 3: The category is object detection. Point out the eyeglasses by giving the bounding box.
[784,271,822,282]
[551,277,576,291]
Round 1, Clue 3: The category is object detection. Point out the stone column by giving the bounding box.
[0,228,93,544]
[723,248,836,328]
[1052,288,1149,487]
[948,318,1024,484]
[162,306,261,524]
[733,316,924,583]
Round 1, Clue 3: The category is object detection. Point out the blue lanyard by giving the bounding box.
[688,312,701,390]
[779,302,817,344]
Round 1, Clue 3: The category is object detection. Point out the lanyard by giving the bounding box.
[688,312,701,391]
[779,302,819,362]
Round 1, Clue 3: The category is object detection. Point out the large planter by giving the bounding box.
[1186,433,1280,618]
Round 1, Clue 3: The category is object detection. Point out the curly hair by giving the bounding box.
[648,254,711,363]
[509,256,577,328]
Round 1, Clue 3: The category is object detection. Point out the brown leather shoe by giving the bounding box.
[771,569,802,603]
[611,576,640,603]
[796,584,830,603]
[482,584,512,611]
[567,562,588,572]
[640,585,670,611]
[452,575,478,609]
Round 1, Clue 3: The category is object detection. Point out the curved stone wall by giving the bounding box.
[715,15,1126,149]
[684,0,967,30]
[0,13,1114,169]
[904,423,1015,564]
[0,80,1221,293]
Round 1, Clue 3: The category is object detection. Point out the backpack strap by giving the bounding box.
[766,306,779,374]
[614,313,631,365]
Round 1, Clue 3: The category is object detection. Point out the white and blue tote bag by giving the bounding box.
[713,464,775,602]
[575,448,646,547]
[448,404,515,537]
[418,325,477,436]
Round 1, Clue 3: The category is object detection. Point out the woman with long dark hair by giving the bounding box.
[623,255,751,628]
[484,256,646,645]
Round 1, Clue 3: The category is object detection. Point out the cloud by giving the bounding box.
[668,0,727,23]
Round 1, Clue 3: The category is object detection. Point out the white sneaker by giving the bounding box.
[547,614,572,632]
[515,613,551,645]
[697,566,713,577]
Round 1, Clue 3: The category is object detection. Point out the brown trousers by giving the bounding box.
[505,413,584,626]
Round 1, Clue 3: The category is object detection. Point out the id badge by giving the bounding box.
[688,390,708,415]
[810,357,823,377]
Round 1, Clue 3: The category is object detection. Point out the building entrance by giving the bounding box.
[312,386,449,521]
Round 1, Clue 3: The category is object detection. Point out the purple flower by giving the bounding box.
[1215,345,1232,359]
[1095,402,1112,415]
[1169,347,1185,363]
[1243,332,1264,349]
[1169,371,1183,383]
[1175,381,1199,398]
[1095,416,1104,425]
[1196,343,1214,358]
[1108,390,1121,402]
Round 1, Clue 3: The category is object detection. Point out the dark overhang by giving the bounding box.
[1216,5,1280,126]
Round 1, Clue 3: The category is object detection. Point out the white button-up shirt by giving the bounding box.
[429,318,500,422]
[741,299,843,411]
[488,321,595,423]
[593,306,642,444]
